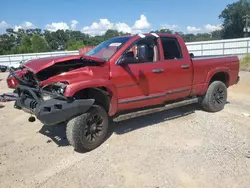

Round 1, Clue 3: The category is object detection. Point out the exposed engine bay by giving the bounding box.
[35,58,100,81]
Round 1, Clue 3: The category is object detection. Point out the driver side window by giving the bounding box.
[125,37,158,63]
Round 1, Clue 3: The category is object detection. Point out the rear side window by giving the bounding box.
[160,37,182,60]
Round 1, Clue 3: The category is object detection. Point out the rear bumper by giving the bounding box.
[14,85,94,125]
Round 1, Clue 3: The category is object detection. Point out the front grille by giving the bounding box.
[30,100,38,109]
[22,71,39,86]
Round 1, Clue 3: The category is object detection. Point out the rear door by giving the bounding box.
[159,36,193,99]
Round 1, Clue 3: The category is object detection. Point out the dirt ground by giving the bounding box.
[0,72,250,188]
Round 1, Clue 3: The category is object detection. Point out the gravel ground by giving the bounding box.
[0,71,250,188]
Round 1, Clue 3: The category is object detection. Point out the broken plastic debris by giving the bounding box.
[242,113,250,117]
[245,151,250,158]
[0,92,18,102]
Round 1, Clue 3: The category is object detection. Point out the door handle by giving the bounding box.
[181,64,190,69]
[152,68,164,73]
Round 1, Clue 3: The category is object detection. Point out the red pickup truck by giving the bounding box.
[11,33,240,151]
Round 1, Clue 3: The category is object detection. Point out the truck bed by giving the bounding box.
[191,55,239,93]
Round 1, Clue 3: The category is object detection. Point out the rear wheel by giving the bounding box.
[66,105,109,152]
[200,81,227,112]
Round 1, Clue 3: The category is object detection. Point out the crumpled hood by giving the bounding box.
[23,55,106,74]
[38,63,110,87]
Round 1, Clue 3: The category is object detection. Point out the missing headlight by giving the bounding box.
[53,82,68,95]
[43,82,68,96]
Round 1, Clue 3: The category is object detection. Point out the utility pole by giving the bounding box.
[243,15,250,37]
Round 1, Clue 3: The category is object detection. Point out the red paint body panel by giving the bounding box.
[8,33,240,116]
[7,69,28,89]
[192,56,239,95]
[40,64,110,86]
[24,55,105,73]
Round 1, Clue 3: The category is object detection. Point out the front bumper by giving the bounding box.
[14,85,94,125]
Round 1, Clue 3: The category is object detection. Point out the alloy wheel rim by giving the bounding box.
[213,87,225,105]
[84,113,104,142]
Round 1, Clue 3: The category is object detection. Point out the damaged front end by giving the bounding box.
[11,69,94,125]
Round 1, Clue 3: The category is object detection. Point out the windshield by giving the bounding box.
[85,36,131,60]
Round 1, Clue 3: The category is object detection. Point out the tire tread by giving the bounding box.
[200,81,227,112]
[66,105,109,152]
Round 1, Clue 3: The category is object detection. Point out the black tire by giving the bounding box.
[66,105,109,152]
[0,68,7,72]
[200,81,227,112]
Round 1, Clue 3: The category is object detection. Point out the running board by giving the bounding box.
[114,97,199,122]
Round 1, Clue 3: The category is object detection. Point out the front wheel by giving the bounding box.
[66,105,109,152]
[200,81,227,112]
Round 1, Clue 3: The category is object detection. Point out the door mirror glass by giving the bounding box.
[118,51,139,65]
[137,44,148,62]
[118,56,138,65]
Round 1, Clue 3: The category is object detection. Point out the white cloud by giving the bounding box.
[82,18,114,35]
[23,21,35,28]
[14,25,22,32]
[14,21,36,31]
[81,14,150,36]
[71,20,78,30]
[204,24,222,31]
[187,26,201,32]
[0,21,9,29]
[115,22,132,33]
[161,24,179,30]
[45,22,69,31]
[132,15,150,29]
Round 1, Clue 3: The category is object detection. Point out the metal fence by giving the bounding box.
[186,37,250,57]
[1,37,250,67]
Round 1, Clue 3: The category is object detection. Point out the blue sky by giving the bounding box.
[0,0,238,35]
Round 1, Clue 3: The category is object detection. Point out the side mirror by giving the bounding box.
[118,56,138,65]
[117,51,138,65]
[137,44,148,62]
[190,53,194,58]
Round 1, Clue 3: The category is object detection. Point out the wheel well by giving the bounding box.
[210,72,229,87]
[73,87,111,112]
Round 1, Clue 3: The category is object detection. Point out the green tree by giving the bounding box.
[159,28,173,34]
[182,34,196,42]
[211,30,222,40]
[44,30,59,50]
[17,35,32,53]
[151,28,173,34]
[104,30,119,39]
[67,40,85,50]
[0,34,15,55]
[15,28,26,46]
[55,29,70,50]
[31,34,49,52]
[219,0,250,38]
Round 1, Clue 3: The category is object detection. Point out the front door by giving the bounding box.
[111,36,167,110]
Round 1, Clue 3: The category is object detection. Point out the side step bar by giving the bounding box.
[114,97,199,122]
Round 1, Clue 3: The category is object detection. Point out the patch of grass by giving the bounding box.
[240,55,250,71]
